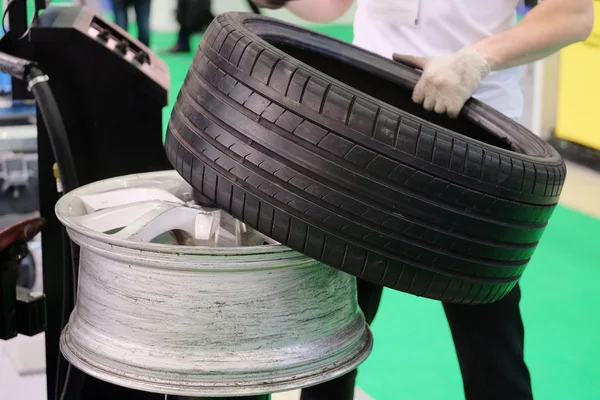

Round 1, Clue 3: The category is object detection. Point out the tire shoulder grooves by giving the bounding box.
[201,22,563,206]
[173,93,529,272]
[187,62,549,233]
[168,122,520,285]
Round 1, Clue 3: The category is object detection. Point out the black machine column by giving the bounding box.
[28,5,171,400]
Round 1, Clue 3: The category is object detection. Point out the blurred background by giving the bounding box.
[0,1,598,399]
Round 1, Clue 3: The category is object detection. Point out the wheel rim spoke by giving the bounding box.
[66,177,274,246]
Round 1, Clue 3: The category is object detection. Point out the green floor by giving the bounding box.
[151,28,600,400]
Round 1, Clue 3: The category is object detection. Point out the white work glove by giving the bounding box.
[252,0,293,9]
[393,47,490,118]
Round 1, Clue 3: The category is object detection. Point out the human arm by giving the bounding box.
[393,0,594,117]
[473,0,594,71]
[253,0,354,24]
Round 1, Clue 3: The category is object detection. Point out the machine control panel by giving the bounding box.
[32,5,170,105]
[88,23,150,66]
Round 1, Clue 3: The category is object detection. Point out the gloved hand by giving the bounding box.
[252,0,293,9]
[393,47,490,118]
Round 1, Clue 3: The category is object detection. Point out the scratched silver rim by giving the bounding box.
[55,170,372,396]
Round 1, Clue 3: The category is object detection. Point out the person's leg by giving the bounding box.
[111,1,128,31]
[443,283,533,400]
[133,1,151,47]
[299,279,383,400]
[163,28,191,53]
[164,0,191,53]
[177,28,192,51]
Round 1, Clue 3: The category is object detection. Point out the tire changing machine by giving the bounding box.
[0,3,370,400]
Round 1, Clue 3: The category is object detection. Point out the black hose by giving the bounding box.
[0,52,78,190]
[26,67,79,192]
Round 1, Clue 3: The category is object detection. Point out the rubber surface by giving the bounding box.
[165,13,566,304]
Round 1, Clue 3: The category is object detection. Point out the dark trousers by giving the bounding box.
[175,0,213,51]
[301,281,533,400]
[112,0,151,47]
[177,29,192,51]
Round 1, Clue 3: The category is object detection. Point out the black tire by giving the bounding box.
[165,13,566,304]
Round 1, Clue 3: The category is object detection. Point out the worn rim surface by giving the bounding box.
[60,326,372,396]
[55,170,372,396]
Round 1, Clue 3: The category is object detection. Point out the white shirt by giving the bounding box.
[353,0,524,120]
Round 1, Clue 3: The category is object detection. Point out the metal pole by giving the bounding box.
[6,0,32,100]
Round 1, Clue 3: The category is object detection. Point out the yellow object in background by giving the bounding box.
[555,1,600,150]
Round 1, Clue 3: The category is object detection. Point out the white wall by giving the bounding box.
[151,0,356,33]
[213,0,356,25]
[530,54,560,139]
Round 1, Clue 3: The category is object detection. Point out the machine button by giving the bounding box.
[115,40,128,55]
[97,29,110,42]
[134,51,150,64]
